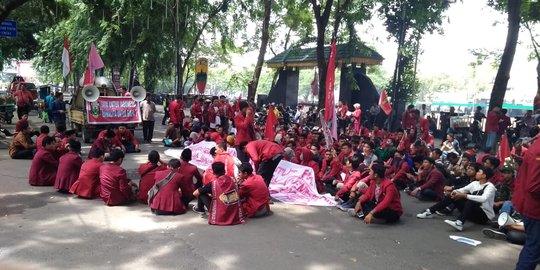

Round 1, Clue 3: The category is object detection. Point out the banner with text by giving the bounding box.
[164,141,238,170]
[269,160,337,206]
[86,96,141,124]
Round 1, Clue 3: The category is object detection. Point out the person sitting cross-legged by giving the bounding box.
[115,124,140,153]
[100,149,138,206]
[416,166,496,231]
[29,136,58,186]
[149,159,195,215]
[193,162,245,225]
[70,149,105,199]
[347,163,403,224]
[238,162,271,219]
[137,150,168,204]
[54,140,83,193]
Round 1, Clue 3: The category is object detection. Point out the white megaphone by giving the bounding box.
[498,212,517,227]
[94,76,111,88]
[82,85,100,102]
[130,86,146,102]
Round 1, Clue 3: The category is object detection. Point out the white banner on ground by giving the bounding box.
[163,141,237,170]
[269,160,336,206]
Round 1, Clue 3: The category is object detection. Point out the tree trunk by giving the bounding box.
[488,0,521,111]
[310,0,333,109]
[0,0,29,23]
[534,60,540,112]
[247,0,272,102]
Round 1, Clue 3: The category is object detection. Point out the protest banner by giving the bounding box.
[269,160,336,206]
[86,96,141,124]
[164,141,237,170]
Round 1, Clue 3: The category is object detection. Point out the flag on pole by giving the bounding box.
[83,43,105,86]
[311,68,318,96]
[324,41,338,140]
[379,88,392,115]
[61,36,71,78]
[497,133,510,165]
[265,105,278,141]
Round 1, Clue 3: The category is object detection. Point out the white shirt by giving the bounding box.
[457,181,497,220]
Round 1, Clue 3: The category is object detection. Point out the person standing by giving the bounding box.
[44,92,55,123]
[512,135,540,269]
[219,95,233,133]
[14,89,33,120]
[234,101,255,162]
[168,95,181,128]
[239,140,284,186]
[485,106,501,152]
[51,92,67,127]
[161,95,170,125]
[141,94,157,143]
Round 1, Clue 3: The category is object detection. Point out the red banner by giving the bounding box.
[86,96,141,124]
[379,88,392,115]
[324,41,338,140]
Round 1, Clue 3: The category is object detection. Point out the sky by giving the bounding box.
[357,0,538,103]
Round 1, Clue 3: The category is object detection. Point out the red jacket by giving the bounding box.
[490,170,504,185]
[336,170,366,198]
[137,162,168,204]
[220,101,234,119]
[54,152,83,191]
[385,159,410,184]
[190,101,203,120]
[69,158,103,198]
[150,169,193,214]
[485,111,499,132]
[169,100,180,125]
[239,174,270,218]
[402,111,413,130]
[233,113,255,145]
[359,178,403,216]
[36,134,48,150]
[319,158,342,182]
[99,163,133,206]
[512,138,540,219]
[179,160,203,188]
[115,130,138,147]
[29,149,58,186]
[419,168,446,201]
[244,140,283,167]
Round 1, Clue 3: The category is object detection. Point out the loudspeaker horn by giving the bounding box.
[497,212,517,227]
[82,85,100,102]
[131,86,146,102]
[94,76,111,88]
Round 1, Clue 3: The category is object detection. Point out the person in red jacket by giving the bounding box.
[239,140,284,186]
[385,150,411,190]
[483,156,504,185]
[99,149,138,206]
[410,109,430,142]
[89,130,117,159]
[190,97,203,122]
[54,140,83,192]
[193,162,245,225]
[137,150,168,204]
[168,95,181,128]
[409,157,445,201]
[512,134,540,269]
[29,136,58,186]
[36,125,49,151]
[485,106,500,152]
[70,149,104,199]
[150,159,193,215]
[115,124,140,153]
[401,104,415,130]
[233,101,255,147]
[299,147,321,190]
[320,150,342,193]
[219,95,233,133]
[238,163,270,218]
[334,155,368,208]
[349,163,403,224]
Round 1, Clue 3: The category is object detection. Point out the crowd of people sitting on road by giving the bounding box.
[4,94,540,268]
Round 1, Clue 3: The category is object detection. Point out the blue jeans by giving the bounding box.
[500,201,514,215]
[516,216,540,270]
[486,131,497,150]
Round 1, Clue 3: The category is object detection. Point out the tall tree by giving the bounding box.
[522,0,540,110]
[489,0,522,110]
[0,0,29,23]
[247,0,272,101]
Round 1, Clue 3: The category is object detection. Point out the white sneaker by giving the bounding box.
[416,210,433,219]
[444,220,463,231]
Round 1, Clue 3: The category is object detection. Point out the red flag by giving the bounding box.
[324,41,338,139]
[379,89,392,115]
[264,105,278,141]
[311,68,318,96]
[235,95,241,112]
[497,133,510,165]
[83,43,105,86]
[61,36,71,78]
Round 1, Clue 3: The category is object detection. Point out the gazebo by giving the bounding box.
[265,40,384,111]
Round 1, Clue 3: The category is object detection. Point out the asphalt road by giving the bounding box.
[0,113,523,270]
